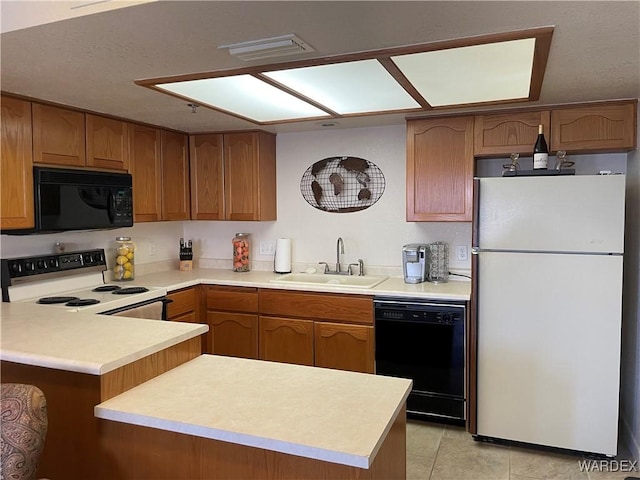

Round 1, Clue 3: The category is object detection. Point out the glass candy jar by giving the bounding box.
[232,233,251,272]
[113,236,135,281]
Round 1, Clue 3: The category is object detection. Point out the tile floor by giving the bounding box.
[406,419,639,480]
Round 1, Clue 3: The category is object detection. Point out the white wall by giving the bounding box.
[0,124,472,276]
[621,116,640,462]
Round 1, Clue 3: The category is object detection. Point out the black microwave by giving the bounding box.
[25,167,133,234]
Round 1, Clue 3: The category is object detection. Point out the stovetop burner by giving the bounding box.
[66,298,101,307]
[37,296,80,305]
[92,285,121,292]
[112,287,149,295]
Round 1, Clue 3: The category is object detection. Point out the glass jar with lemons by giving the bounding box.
[113,236,135,281]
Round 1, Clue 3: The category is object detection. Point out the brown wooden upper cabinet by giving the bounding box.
[1,96,34,230]
[32,103,86,167]
[86,114,130,171]
[129,124,162,222]
[224,132,277,221]
[161,130,190,221]
[550,102,637,153]
[189,134,224,220]
[474,111,551,157]
[190,131,277,221]
[406,116,474,222]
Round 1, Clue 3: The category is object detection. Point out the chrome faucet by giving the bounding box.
[336,237,344,273]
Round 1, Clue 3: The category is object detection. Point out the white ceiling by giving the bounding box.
[1,1,639,134]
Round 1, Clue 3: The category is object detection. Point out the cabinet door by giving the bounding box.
[315,322,374,374]
[224,132,259,221]
[474,111,550,157]
[86,114,130,171]
[130,124,162,222]
[1,96,34,230]
[32,103,86,166]
[190,134,225,220]
[208,311,258,359]
[406,116,474,222]
[161,130,190,220]
[551,102,637,153]
[259,316,314,366]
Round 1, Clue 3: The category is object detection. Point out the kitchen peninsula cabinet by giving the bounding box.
[258,289,374,373]
[129,124,162,222]
[473,110,551,157]
[167,286,206,353]
[406,116,474,222]
[1,96,34,231]
[206,285,259,358]
[551,101,637,153]
[85,114,130,171]
[161,130,190,220]
[32,102,86,167]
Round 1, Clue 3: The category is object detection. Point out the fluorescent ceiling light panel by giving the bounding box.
[264,60,421,114]
[392,38,536,106]
[157,75,329,122]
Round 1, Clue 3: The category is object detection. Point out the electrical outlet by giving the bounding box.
[149,242,157,256]
[456,245,468,262]
[259,241,276,255]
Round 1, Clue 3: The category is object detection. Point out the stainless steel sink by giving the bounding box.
[269,273,388,289]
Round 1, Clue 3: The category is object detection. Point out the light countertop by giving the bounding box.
[131,267,471,301]
[0,302,207,375]
[95,354,412,469]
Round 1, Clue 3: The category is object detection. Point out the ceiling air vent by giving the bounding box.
[221,34,315,61]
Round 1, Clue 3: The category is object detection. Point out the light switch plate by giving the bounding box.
[259,241,276,255]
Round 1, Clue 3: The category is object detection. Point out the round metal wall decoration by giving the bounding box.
[300,156,385,213]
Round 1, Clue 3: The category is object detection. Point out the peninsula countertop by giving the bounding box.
[95,354,412,469]
[130,267,471,301]
[0,302,208,374]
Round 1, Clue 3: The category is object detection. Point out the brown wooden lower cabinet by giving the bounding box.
[315,322,374,373]
[259,316,314,366]
[167,286,207,353]
[0,337,201,480]
[209,311,258,359]
[98,405,406,480]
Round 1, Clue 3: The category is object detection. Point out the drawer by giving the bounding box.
[259,289,373,325]
[206,285,258,313]
[166,287,199,319]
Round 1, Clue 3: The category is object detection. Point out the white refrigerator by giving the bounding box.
[472,174,625,456]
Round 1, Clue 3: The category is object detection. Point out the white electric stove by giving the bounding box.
[1,249,167,316]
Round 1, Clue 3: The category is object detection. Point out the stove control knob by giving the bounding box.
[24,261,35,272]
[83,254,93,264]
[9,262,22,275]
[48,258,59,268]
[36,259,46,270]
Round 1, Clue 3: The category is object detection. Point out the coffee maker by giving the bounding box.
[402,244,428,283]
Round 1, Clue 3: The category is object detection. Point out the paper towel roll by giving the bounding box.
[274,238,292,273]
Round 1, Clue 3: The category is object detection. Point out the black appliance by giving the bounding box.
[374,297,466,423]
[3,167,133,234]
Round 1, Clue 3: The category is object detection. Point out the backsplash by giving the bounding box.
[0,124,627,276]
[0,125,469,274]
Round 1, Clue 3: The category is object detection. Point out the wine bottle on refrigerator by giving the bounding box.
[533,124,549,170]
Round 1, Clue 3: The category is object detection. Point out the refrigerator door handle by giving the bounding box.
[472,178,480,249]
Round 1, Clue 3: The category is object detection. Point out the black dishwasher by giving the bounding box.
[374,297,466,423]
